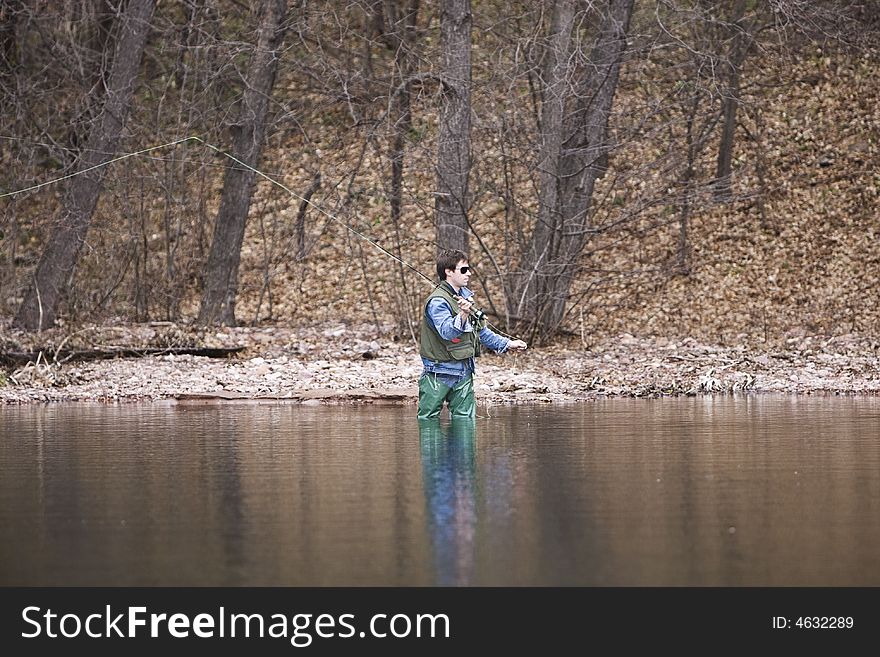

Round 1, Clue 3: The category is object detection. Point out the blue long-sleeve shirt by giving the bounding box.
[420,286,510,387]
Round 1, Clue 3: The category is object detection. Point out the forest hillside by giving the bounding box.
[1,1,878,353]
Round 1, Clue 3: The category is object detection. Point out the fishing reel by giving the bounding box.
[453,294,486,322]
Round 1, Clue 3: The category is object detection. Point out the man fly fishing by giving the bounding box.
[418,249,527,419]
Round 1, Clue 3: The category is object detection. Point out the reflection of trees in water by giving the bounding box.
[419,418,477,586]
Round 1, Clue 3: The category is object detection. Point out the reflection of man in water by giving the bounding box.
[418,418,477,586]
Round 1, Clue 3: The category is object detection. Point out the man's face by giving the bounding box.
[445,260,471,290]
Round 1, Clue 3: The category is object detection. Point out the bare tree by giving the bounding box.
[435,0,471,254]
[712,0,763,201]
[378,0,420,240]
[511,0,634,339]
[197,0,290,326]
[13,0,156,331]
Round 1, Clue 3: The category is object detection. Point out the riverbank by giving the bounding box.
[1,322,879,404]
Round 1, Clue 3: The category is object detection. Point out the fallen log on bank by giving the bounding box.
[0,346,246,366]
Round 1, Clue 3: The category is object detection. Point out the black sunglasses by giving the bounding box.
[455,266,470,274]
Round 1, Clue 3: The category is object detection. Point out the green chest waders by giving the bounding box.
[417,373,476,420]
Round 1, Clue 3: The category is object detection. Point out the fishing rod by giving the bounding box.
[186,137,502,334]
[193,137,505,339]
[438,281,485,322]
[0,134,514,339]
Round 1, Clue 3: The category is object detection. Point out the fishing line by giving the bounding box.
[0,135,521,341]
[0,136,196,199]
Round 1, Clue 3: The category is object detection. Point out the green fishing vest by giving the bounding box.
[420,284,486,362]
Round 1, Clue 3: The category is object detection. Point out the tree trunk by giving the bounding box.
[197,0,289,326]
[510,0,576,331]
[713,67,740,202]
[435,0,471,255]
[512,0,634,339]
[0,0,22,75]
[376,0,420,335]
[385,0,419,257]
[678,102,697,275]
[13,0,156,331]
[713,0,749,202]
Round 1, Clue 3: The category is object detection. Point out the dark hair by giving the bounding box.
[436,249,467,281]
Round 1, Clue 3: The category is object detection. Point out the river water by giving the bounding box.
[1,396,878,586]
